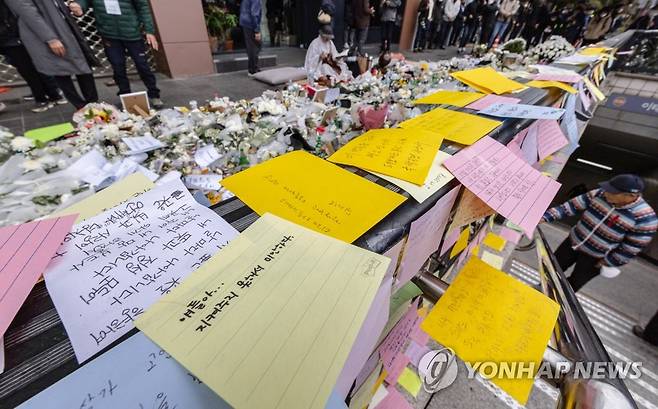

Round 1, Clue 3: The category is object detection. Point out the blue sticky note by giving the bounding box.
[17,333,230,408]
[325,390,348,409]
[479,103,565,120]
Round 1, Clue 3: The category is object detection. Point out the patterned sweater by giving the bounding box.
[543,189,658,267]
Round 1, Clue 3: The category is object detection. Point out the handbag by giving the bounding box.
[54,0,101,67]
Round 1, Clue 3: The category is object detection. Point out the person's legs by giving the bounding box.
[567,252,601,292]
[242,27,260,73]
[267,16,277,47]
[54,75,86,109]
[103,38,131,95]
[554,238,579,272]
[76,74,98,104]
[488,20,504,48]
[438,21,451,48]
[451,21,463,45]
[0,45,49,103]
[40,74,63,102]
[124,40,160,99]
[357,26,369,55]
[459,23,474,48]
[642,311,658,345]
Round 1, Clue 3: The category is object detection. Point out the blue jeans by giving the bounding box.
[488,21,509,48]
[103,38,160,99]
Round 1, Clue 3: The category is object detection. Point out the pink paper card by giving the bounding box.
[0,214,77,337]
[405,341,430,368]
[536,120,569,161]
[443,136,561,237]
[373,387,414,409]
[384,353,410,384]
[499,227,523,245]
[440,227,461,256]
[466,94,522,111]
[379,302,422,370]
[534,73,582,83]
[410,324,430,345]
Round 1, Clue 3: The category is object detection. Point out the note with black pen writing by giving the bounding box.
[136,213,390,409]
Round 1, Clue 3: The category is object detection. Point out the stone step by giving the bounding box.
[213,54,277,73]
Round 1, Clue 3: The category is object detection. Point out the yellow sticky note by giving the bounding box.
[450,228,470,258]
[481,250,504,269]
[328,128,444,185]
[136,213,390,409]
[52,172,154,223]
[397,367,423,397]
[451,67,526,95]
[421,257,560,405]
[482,232,507,252]
[579,47,612,56]
[527,80,577,94]
[220,151,406,243]
[413,90,485,107]
[583,77,605,102]
[400,108,501,146]
[470,245,480,256]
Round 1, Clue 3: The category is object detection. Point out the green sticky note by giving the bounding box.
[25,122,75,143]
[390,281,423,316]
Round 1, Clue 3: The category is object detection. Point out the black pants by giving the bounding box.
[381,21,395,51]
[438,20,454,48]
[103,38,160,99]
[243,27,261,74]
[459,22,478,47]
[0,45,60,103]
[451,20,464,45]
[54,74,98,110]
[554,239,602,292]
[643,310,658,346]
[414,20,428,50]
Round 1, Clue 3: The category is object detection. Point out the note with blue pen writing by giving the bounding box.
[16,333,229,409]
[478,103,565,120]
[136,213,390,409]
[44,179,238,363]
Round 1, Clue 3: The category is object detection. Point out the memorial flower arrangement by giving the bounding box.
[525,36,575,64]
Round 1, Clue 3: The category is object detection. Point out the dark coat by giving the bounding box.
[78,0,155,41]
[6,0,93,75]
[352,0,371,29]
[0,0,20,47]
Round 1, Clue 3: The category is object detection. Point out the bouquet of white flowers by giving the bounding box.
[525,35,575,64]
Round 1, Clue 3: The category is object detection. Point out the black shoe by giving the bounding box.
[633,325,645,339]
[440,46,446,50]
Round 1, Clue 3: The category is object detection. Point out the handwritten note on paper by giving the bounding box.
[53,172,154,223]
[413,90,484,107]
[396,186,460,288]
[451,67,526,95]
[399,108,501,145]
[16,333,229,409]
[537,120,569,160]
[373,150,454,204]
[447,188,495,232]
[562,93,579,152]
[135,213,390,409]
[443,136,561,237]
[526,80,577,94]
[44,179,238,363]
[379,301,422,373]
[221,151,406,243]
[420,257,560,405]
[478,103,566,120]
[328,128,444,185]
[0,215,77,338]
[466,95,521,111]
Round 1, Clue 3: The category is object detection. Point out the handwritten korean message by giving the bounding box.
[399,108,501,145]
[44,179,238,363]
[478,103,565,120]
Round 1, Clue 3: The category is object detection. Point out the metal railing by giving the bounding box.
[412,227,637,409]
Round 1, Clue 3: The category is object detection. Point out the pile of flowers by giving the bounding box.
[525,35,575,64]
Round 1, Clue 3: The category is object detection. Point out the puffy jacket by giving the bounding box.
[78,0,154,41]
[543,189,658,267]
[240,0,262,32]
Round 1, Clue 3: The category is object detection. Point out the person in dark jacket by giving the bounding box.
[266,0,283,46]
[509,0,531,39]
[542,174,658,292]
[458,0,483,52]
[479,0,498,47]
[343,0,355,52]
[0,0,64,112]
[413,0,430,52]
[6,0,98,110]
[240,0,262,75]
[69,0,162,109]
[380,0,401,52]
[352,0,374,56]
[522,0,549,46]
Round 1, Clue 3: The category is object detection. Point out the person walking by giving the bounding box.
[0,0,65,113]
[458,0,483,52]
[542,174,658,292]
[634,311,658,347]
[583,7,613,46]
[437,0,460,49]
[380,0,401,51]
[68,0,163,109]
[352,0,374,56]
[413,0,431,52]
[488,0,519,48]
[6,0,98,110]
[240,0,262,75]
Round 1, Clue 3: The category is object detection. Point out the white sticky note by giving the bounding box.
[183,174,223,191]
[122,135,164,155]
[44,179,238,363]
[194,145,222,168]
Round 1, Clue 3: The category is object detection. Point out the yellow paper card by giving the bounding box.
[413,90,485,107]
[481,250,504,269]
[328,128,444,185]
[451,67,526,95]
[579,47,612,56]
[527,80,577,94]
[220,151,406,243]
[482,232,507,252]
[136,213,390,409]
[399,108,501,146]
[450,228,469,258]
[52,172,154,223]
[397,367,423,397]
[583,77,605,102]
[421,257,560,405]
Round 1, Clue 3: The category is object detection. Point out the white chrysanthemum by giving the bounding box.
[10,137,34,152]
[20,159,42,171]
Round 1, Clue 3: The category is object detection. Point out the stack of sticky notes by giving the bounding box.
[451,67,526,95]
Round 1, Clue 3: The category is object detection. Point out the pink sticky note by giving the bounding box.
[466,94,522,111]
[537,120,569,160]
[499,227,523,245]
[410,321,430,345]
[405,341,430,367]
[0,214,77,337]
[379,302,422,370]
[396,186,460,289]
[440,227,461,256]
[385,353,410,384]
[534,73,582,83]
[374,387,414,409]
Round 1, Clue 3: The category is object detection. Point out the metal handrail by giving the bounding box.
[412,227,638,409]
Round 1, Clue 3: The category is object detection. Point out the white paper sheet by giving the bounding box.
[122,135,164,155]
[183,174,223,190]
[44,179,238,362]
[16,333,229,408]
[478,103,565,120]
[194,145,222,168]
